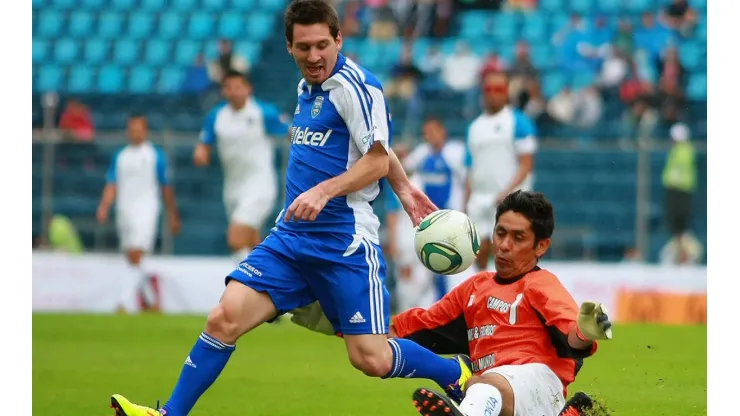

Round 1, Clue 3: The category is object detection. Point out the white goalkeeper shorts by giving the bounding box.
[483,363,565,416]
[117,213,158,253]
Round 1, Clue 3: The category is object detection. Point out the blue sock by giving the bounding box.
[161,332,235,416]
[383,338,461,387]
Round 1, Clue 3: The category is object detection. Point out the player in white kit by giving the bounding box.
[193,70,289,261]
[465,71,537,271]
[96,114,181,313]
[390,117,468,308]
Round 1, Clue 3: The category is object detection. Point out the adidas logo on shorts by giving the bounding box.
[349,312,366,324]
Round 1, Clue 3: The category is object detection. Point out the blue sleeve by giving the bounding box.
[155,147,170,186]
[464,125,472,167]
[257,99,289,136]
[513,110,536,141]
[200,104,224,145]
[105,149,120,183]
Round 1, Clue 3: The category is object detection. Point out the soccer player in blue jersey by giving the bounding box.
[109,1,472,415]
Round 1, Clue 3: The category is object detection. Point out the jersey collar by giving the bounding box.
[305,53,347,95]
[494,265,540,285]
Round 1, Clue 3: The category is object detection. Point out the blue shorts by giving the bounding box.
[226,229,390,336]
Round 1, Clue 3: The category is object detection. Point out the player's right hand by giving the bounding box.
[96,205,108,223]
[193,145,210,166]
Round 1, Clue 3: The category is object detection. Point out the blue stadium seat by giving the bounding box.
[68,66,94,93]
[37,11,63,38]
[84,39,108,64]
[188,12,215,40]
[98,12,124,39]
[691,0,706,11]
[686,73,707,101]
[410,38,431,64]
[695,16,707,42]
[234,41,261,63]
[246,13,274,40]
[175,40,202,66]
[491,13,519,42]
[38,66,63,92]
[98,65,124,93]
[231,0,256,11]
[52,0,75,10]
[529,42,554,68]
[171,0,198,11]
[572,71,596,90]
[33,40,48,64]
[679,41,705,71]
[202,0,227,10]
[625,0,653,14]
[111,0,136,10]
[129,66,156,93]
[33,0,45,9]
[81,0,105,9]
[159,12,184,40]
[159,66,185,93]
[538,0,564,14]
[218,14,244,39]
[570,0,595,15]
[128,13,154,39]
[113,40,140,65]
[521,13,547,43]
[459,11,488,38]
[259,0,285,12]
[542,72,568,98]
[54,39,79,64]
[140,0,166,11]
[597,0,621,14]
[68,11,94,38]
[144,40,171,66]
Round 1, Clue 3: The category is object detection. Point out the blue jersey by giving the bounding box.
[403,141,467,211]
[276,53,392,244]
[227,54,392,336]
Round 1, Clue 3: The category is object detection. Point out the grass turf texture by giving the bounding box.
[33,314,706,415]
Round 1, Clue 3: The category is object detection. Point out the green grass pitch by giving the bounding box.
[32,314,706,415]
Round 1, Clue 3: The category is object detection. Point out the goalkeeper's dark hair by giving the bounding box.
[284,0,340,44]
[222,70,250,85]
[495,190,555,245]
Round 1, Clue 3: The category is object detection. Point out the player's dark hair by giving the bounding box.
[127,113,148,124]
[284,0,340,44]
[423,115,445,126]
[222,70,250,85]
[495,190,555,245]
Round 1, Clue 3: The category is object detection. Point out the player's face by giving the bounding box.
[423,121,446,149]
[222,77,251,106]
[127,118,148,144]
[482,73,509,112]
[492,211,550,278]
[288,23,342,85]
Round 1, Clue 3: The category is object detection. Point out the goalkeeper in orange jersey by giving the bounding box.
[291,190,613,416]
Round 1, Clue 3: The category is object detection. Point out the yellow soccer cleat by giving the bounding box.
[443,355,474,404]
[110,394,163,416]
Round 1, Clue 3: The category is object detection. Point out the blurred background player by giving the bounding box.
[401,116,467,299]
[193,70,289,263]
[96,114,180,314]
[465,71,537,272]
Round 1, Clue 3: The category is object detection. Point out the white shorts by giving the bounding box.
[483,363,565,416]
[117,214,159,253]
[224,175,277,229]
[394,262,436,311]
[467,193,496,238]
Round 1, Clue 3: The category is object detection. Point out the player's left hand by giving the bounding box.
[397,183,438,227]
[577,301,613,341]
[284,185,331,222]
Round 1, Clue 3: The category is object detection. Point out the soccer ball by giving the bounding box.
[414,209,481,275]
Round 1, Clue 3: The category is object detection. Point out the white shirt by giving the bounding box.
[465,106,537,195]
[106,142,169,215]
[200,98,288,185]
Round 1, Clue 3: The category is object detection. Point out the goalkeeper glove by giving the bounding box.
[577,301,613,341]
[288,301,335,336]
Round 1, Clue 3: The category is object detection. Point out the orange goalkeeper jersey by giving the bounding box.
[391,266,597,395]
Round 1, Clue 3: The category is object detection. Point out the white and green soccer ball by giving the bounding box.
[414,209,481,276]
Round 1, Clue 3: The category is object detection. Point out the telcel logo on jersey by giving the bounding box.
[291,126,333,147]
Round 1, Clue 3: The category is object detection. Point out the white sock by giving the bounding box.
[459,383,503,416]
[232,247,251,265]
[118,263,146,313]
